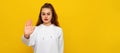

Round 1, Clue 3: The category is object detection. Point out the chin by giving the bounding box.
[43,21,49,24]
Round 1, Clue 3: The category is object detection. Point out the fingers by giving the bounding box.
[28,20,32,26]
[25,19,33,26]
[24,20,35,34]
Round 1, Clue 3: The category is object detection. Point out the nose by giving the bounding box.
[45,16,48,18]
[45,15,48,18]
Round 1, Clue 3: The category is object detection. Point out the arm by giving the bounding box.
[58,29,64,53]
[21,20,36,46]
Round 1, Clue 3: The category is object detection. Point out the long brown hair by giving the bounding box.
[36,3,59,26]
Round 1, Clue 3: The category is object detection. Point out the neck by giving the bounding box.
[43,22,52,26]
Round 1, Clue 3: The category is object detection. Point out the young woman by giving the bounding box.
[22,3,64,53]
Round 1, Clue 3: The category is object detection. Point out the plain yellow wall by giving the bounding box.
[0,0,120,53]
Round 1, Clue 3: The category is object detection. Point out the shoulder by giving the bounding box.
[33,26,38,32]
[53,25,63,32]
[53,25,63,37]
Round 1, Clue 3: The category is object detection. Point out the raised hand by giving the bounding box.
[24,20,35,39]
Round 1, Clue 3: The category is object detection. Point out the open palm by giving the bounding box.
[24,20,35,39]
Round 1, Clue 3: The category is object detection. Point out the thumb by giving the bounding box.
[32,26,36,30]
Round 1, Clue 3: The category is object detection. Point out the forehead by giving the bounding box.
[41,8,52,13]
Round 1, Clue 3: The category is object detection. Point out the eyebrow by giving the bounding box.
[41,12,51,13]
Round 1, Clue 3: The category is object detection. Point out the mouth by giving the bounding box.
[44,19,48,21]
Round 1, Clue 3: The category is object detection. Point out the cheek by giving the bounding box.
[41,16,44,20]
[48,15,52,20]
[46,15,52,21]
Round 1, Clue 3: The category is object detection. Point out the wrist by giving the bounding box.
[24,34,30,39]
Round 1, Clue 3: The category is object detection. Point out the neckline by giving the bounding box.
[41,24,54,28]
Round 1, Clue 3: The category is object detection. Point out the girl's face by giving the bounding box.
[41,8,52,24]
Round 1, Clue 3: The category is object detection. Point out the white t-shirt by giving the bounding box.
[22,24,64,53]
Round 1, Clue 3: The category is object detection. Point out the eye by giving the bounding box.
[41,12,45,16]
[47,13,50,15]
[42,13,45,15]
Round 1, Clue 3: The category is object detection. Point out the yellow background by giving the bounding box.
[0,0,120,53]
